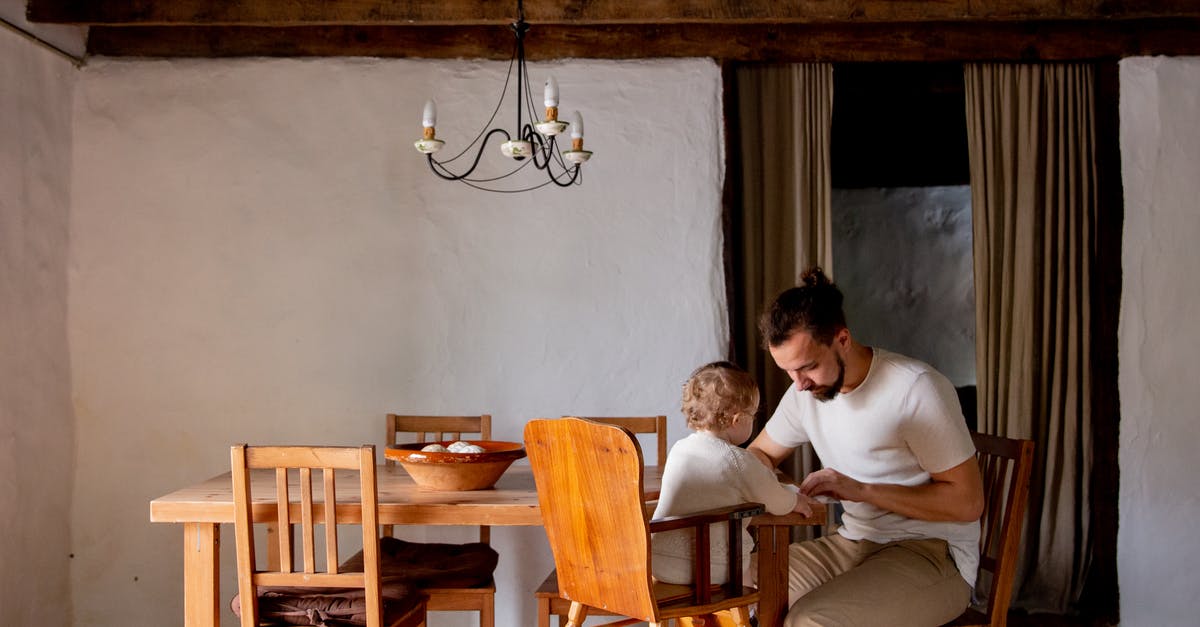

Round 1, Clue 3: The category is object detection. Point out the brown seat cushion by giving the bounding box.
[354,536,499,588]
[246,584,422,626]
[232,537,499,625]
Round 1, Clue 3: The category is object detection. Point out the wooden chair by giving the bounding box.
[579,415,669,468]
[385,414,496,627]
[525,417,763,627]
[946,432,1036,627]
[230,444,427,627]
[534,415,669,626]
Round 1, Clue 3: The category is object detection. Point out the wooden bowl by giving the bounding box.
[385,440,526,491]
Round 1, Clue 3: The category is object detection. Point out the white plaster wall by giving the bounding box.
[0,24,76,627]
[68,57,726,626]
[832,186,976,386]
[1118,56,1200,627]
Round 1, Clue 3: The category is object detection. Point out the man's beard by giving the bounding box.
[811,354,846,402]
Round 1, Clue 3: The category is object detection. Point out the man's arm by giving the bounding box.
[798,456,984,523]
[747,430,796,472]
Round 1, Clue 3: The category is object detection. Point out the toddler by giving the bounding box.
[651,361,815,585]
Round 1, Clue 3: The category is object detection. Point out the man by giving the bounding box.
[747,267,984,626]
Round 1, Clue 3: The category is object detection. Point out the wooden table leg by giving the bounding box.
[756,522,792,627]
[182,522,220,627]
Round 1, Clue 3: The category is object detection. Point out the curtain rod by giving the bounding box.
[1,15,85,67]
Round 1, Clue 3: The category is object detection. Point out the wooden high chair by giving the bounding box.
[534,415,669,626]
[526,417,762,627]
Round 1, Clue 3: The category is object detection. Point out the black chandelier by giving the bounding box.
[414,0,593,193]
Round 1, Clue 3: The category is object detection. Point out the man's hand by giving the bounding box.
[798,458,984,522]
[799,467,865,502]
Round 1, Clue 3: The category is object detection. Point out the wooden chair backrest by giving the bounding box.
[969,432,1035,627]
[525,417,659,622]
[231,444,384,627]
[576,415,669,468]
[385,414,492,542]
[387,413,492,444]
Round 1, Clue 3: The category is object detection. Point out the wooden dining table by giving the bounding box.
[150,460,823,627]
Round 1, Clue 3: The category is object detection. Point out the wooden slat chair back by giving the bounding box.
[387,414,493,446]
[534,415,669,626]
[384,413,496,627]
[946,432,1035,627]
[525,417,762,627]
[230,444,426,627]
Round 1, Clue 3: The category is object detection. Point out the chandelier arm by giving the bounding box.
[519,122,574,174]
[428,128,513,181]
[439,49,520,165]
[518,125,582,187]
[520,125,555,171]
[437,149,577,191]
[459,176,558,193]
[460,155,536,184]
[548,141,578,175]
[545,165,583,187]
[544,134,573,171]
[519,41,542,128]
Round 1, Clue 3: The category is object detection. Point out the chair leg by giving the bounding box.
[479,602,494,627]
[728,606,752,627]
[681,612,749,627]
[566,601,589,627]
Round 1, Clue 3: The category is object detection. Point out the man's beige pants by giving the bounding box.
[752,533,970,627]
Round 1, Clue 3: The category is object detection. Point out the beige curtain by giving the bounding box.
[964,63,1095,613]
[734,63,834,405]
[733,63,833,480]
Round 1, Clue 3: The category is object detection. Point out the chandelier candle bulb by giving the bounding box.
[570,111,584,140]
[534,81,569,135]
[544,77,559,122]
[570,111,585,149]
[422,99,437,128]
[413,98,445,154]
[562,110,592,164]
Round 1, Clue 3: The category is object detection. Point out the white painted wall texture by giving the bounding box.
[832,186,976,387]
[68,57,726,626]
[1118,56,1200,627]
[0,25,76,626]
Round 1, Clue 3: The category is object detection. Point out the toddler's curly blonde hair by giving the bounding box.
[681,361,760,431]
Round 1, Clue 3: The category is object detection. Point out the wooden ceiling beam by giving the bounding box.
[30,0,1200,26]
[85,19,1200,61]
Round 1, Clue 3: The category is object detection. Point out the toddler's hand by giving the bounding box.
[791,493,817,517]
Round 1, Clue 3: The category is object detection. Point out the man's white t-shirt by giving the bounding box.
[764,348,980,587]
